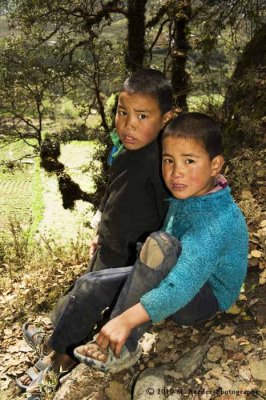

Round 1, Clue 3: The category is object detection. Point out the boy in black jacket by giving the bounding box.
[88,68,173,270]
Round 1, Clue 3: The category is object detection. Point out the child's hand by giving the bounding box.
[89,235,100,258]
[96,303,150,357]
[97,314,132,357]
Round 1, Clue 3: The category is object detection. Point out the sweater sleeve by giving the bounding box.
[140,227,225,322]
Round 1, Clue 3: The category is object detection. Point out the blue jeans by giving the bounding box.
[48,232,218,354]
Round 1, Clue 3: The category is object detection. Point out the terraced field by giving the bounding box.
[0,167,35,235]
[0,140,96,242]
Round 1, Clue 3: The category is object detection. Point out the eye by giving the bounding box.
[163,158,173,164]
[138,114,148,120]
[185,159,194,164]
[117,110,127,117]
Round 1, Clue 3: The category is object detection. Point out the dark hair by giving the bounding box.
[121,68,173,114]
[163,112,223,159]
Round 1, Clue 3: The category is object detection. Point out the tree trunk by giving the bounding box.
[170,0,191,111]
[223,23,266,149]
[126,0,147,72]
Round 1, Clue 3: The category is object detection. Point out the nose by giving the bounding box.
[124,114,136,132]
[171,162,184,178]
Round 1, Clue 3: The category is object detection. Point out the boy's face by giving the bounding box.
[115,92,171,150]
[162,136,224,199]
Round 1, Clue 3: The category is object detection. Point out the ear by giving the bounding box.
[162,110,173,127]
[211,155,224,177]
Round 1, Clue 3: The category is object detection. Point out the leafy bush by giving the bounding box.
[56,121,90,143]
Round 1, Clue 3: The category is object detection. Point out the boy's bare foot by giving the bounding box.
[74,341,142,372]
[76,343,108,362]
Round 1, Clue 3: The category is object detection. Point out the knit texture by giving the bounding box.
[140,187,248,322]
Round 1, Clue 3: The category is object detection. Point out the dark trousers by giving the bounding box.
[48,232,218,354]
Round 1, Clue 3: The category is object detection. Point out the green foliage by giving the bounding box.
[188,94,224,112]
[59,97,82,119]
[105,92,118,130]
[57,120,90,143]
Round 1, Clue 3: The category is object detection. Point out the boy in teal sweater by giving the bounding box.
[74,112,248,372]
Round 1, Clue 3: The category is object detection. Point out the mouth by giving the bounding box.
[122,135,137,144]
[170,183,187,191]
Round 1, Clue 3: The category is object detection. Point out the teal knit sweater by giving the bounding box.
[140,187,248,322]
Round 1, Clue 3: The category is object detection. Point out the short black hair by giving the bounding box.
[121,68,173,114]
[163,112,223,159]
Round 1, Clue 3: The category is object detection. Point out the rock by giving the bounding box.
[105,381,131,400]
[133,368,167,400]
[173,344,208,378]
[53,364,109,400]
[249,358,266,381]
[207,345,223,362]
[147,361,155,368]
[156,330,174,352]
[164,369,183,380]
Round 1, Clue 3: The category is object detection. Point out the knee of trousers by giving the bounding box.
[72,275,103,298]
[139,231,181,269]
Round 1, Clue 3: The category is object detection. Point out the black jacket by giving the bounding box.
[96,139,169,268]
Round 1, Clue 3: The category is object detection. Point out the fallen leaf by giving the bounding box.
[259,269,266,285]
[217,376,233,390]
[141,332,157,353]
[207,345,223,362]
[239,365,252,381]
[249,358,266,380]
[214,326,235,335]
[224,336,239,352]
[250,250,263,258]
[226,304,242,315]
[241,190,253,199]
[249,298,259,306]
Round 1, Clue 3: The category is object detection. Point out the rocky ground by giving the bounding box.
[0,147,265,400]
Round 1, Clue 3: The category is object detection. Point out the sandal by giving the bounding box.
[22,323,49,357]
[16,358,50,392]
[73,340,142,373]
[26,363,76,399]
[26,367,51,400]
